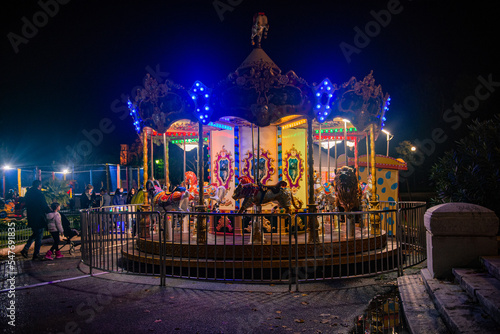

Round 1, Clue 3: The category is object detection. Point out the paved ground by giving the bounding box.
[0,243,422,334]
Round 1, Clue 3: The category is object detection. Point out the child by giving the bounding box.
[45,202,64,260]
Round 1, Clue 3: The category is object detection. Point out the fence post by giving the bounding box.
[159,212,166,286]
[84,210,93,276]
[396,208,403,277]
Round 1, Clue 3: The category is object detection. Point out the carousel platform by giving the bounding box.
[121,224,397,270]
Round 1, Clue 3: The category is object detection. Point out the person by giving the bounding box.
[112,187,126,206]
[100,188,112,207]
[21,180,51,260]
[126,187,136,204]
[80,184,97,209]
[45,202,64,260]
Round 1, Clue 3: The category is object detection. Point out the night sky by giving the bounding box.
[1,1,499,188]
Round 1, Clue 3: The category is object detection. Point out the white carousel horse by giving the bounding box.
[146,180,191,233]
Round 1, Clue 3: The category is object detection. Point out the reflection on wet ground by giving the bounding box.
[351,287,409,334]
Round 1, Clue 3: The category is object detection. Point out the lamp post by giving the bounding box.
[381,129,394,157]
[2,165,12,198]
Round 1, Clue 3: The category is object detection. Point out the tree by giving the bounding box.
[42,178,71,207]
[396,140,417,166]
[430,115,500,217]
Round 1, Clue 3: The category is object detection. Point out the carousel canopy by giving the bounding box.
[128,13,390,136]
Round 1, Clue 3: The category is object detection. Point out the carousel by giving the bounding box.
[121,13,407,277]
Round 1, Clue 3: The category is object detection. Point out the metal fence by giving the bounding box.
[0,211,81,248]
[81,202,426,289]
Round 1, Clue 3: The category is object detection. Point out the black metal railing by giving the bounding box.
[80,202,426,289]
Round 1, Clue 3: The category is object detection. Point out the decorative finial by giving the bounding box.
[251,12,269,48]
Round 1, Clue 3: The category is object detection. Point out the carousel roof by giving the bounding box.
[128,13,390,137]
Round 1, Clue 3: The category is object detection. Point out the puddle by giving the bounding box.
[351,288,409,334]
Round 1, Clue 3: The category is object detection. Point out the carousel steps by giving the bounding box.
[120,241,399,269]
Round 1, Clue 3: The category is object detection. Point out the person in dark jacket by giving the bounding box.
[112,188,126,206]
[80,184,97,209]
[100,188,112,207]
[21,180,51,260]
[126,187,137,204]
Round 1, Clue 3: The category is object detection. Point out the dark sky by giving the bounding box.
[1,0,499,176]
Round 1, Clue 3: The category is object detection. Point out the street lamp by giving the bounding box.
[411,146,416,152]
[381,129,394,156]
[62,168,69,181]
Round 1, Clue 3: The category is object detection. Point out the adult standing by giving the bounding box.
[100,188,112,207]
[21,180,51,260]
[126,187,137,204]
[81,184,97,209]
[112,188,126,206]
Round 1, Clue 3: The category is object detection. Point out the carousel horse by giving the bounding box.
[146,180,189,212]
[183,171,228,211]
[360,174,373,208]
[250,12,269,47]
[232,177,302,214]
[316,182,336,212]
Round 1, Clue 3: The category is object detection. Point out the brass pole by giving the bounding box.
[344,120,348,167]
[143,129,148,188]
[142,129,149,206]
[163,132,169,189]
[370,124,377,198]
[369,124,381,234]
[307,117,319,242]
[318,124,322,183]
[150,131,154,180]
[196,122,207,244]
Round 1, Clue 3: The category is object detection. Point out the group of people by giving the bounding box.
[80,185,137,209]
[20,180,65,260]
[20,181,138,260]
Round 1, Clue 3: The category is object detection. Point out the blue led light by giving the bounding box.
[190,80,213,124]
[313,78,335,123]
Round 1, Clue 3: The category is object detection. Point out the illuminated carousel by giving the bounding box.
[120,14,407,279]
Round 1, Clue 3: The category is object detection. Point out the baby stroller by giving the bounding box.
[58,212,81,255]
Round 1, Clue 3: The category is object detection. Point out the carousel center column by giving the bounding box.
[307,117,319,243]
[196,121,207,244]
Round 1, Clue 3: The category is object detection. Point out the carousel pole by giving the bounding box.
[327,138,331,184]
[196,121,207,244]
[354,138,359,179]
[163,132,169,189]
[307,117,319,243]
[369,124,381,234]
[143,129,149,203]
[249,124,262,243]
[251,124,256,182]
[183,135,187,185]
[138,128,151,239]
[343,120,348,167]
[318,124,322,184]
[334,138,338,171]
[150,131,154,180]
[257,127,261,184]
[366,132,370,179]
